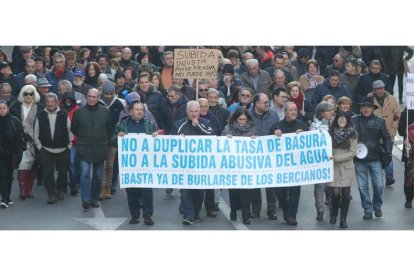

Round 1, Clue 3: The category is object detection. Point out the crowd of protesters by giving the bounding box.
[0,45,413,230]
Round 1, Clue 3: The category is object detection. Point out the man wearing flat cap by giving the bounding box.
[367,80,401,186]
[352,96,392,220]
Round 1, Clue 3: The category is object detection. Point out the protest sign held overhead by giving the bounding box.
[173,48,218,79]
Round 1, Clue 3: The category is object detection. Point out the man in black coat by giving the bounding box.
[352,96,392,220]
[71,88,113,210]
[171,101,215,225]
[270,101,309,226]
[353,60,393,106]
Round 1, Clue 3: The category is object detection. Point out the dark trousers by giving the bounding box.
[229,189,251,221]
[112,152,119,188]
[204,189,215,212]
[38,148,70,197]
[180,189,204,220]
[0,154,13,201]
[275,186,301,219]
[250,188,278,216]
[125,188,153,217]
[389,74,403,100]
[250,188,262,214]
[404,162,414,202]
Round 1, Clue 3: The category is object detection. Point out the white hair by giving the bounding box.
[246,58,259,67]
[98,73,108,82]
[186,100,200,113]
[25,74,38,85]
[18,84,41,103]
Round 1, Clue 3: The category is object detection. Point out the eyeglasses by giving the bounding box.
[240,94,251,98]
[23,92,34,97]
[199,89,208,92]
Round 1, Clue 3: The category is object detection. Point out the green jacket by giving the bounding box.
[110,116,157,147]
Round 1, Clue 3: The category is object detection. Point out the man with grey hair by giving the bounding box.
[0,83,15,104]
[58,79,86,106]
[46,52,74,94]
[24,74,37,87]
[16,59,37,90]
[240,58,273,96]
[72,69,93,97]
[34,92,72,204]
[207,88,230,133]
[171,100,214,225]
[71,88,114,210]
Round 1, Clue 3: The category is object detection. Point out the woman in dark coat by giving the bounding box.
[0,99,25,207]
[221,107,257,224]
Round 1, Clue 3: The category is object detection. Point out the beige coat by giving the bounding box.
[298,74,325,92]
[368,91,401,140]
[327,136,357,188]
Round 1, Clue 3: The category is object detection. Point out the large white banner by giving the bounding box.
[407,73,414,110]
[118,130,333,189]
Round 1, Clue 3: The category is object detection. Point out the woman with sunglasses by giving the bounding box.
[9,85,41,200]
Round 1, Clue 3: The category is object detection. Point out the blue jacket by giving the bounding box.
[311,79,350,107]
[45,69,74,95]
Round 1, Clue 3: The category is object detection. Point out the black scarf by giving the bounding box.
[331,127,356,149]
[229,120,254,136]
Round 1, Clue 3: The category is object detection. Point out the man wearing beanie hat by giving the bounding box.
[218,63,243,105]
[99,81,124,200]
[367,80,401,186]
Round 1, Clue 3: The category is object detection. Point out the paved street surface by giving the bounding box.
[1,47,413,231]
[0,148,412,230]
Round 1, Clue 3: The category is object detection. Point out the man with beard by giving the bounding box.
[72,69,93,97]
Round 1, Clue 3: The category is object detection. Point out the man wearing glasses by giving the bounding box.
[228,87,254,114]
[324,53,345,78]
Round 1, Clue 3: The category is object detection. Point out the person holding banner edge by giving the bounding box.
[171,100,215,226]
[222,106,257,224]
[270,101,309,226]
[111,101,158,225]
